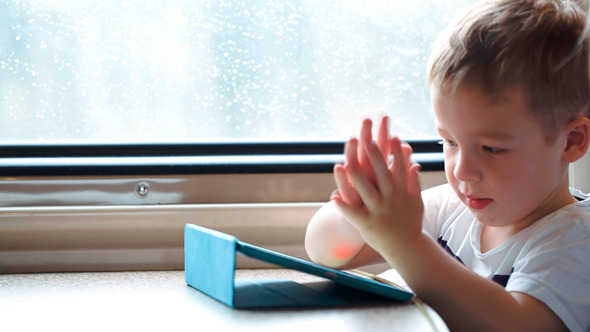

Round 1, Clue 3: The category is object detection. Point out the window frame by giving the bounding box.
[0,140,443,177]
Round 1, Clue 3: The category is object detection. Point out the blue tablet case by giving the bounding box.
[184,224,414,308]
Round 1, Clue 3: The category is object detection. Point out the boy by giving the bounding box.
[304,0,590,330]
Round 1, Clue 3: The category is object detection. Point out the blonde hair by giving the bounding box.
[428,0,590,139]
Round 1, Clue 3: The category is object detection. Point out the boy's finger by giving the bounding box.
[358,119,376,181]
[332,195,368,228]
[407,163,423,196]
[390,136,409,186]
[342,138,372,208]
[358,119,373,165]
[377,116,391,163]
[401,141,413,169]
[334,164,363,207]
[345,137,359,168]
[364,141,395,199]
[329,189,340,200]
[346,160,380,212]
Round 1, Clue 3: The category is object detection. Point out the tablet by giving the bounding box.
[184,224,414,308]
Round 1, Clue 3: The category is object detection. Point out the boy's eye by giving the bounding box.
[438,139,457,148]
[482,146,505,154]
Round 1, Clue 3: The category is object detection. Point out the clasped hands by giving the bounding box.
[331,116,425,259]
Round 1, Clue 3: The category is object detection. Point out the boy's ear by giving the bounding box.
[563,116,590,163]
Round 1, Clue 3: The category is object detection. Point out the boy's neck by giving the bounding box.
[480,226,515,253]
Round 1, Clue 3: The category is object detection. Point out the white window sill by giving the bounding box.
[0,202,320,273]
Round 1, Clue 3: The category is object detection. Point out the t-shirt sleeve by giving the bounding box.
[505,221,590,332]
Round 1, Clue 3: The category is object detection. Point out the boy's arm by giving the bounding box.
[334,136,566,331]
[393,233,566,331]
[305,117,393,269]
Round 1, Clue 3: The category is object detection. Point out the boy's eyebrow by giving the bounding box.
[436,127,515,141]
[475,131,515,141]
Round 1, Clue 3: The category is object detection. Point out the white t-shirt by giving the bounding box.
[421,184,590,332]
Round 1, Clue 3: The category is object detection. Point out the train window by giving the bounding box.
[0,0,477,144]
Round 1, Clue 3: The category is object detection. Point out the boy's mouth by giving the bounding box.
[465,197,493,210]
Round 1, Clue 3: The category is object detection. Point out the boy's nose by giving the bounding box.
[452,151,482,182]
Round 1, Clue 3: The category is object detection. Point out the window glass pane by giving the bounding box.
[0,0,477,143]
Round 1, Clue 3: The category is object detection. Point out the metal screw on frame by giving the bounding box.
[136,183,149,197]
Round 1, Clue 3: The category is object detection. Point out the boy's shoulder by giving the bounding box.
[526,189,590,243]
[561,188,590,223]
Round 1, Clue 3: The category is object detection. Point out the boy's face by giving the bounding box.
[431,86,572,231]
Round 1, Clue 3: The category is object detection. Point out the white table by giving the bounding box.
[0,269,447,332]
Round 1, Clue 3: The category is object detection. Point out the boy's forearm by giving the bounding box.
[388,234,511,329]
[386,233,565,331]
